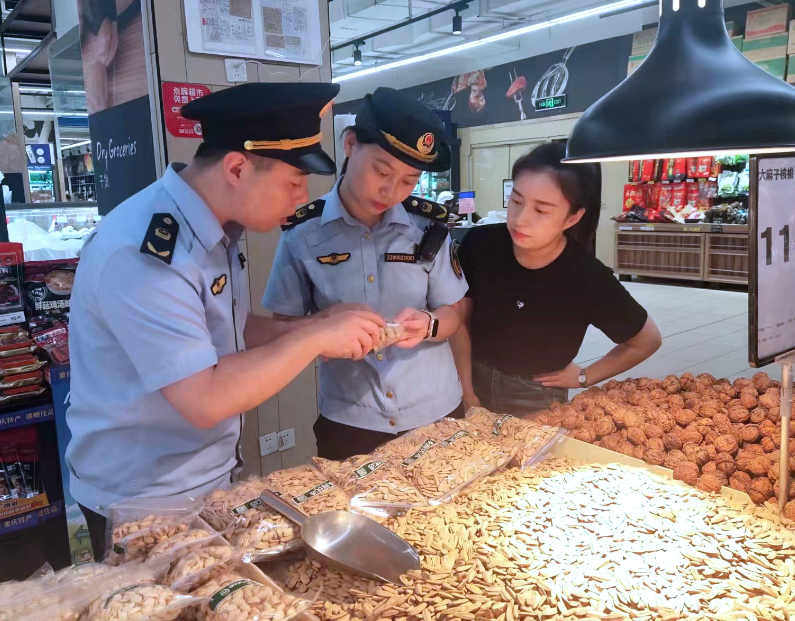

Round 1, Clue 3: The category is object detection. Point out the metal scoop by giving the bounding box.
[260,490,420,584]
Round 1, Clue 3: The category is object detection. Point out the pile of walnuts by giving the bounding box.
[535,372,788,504]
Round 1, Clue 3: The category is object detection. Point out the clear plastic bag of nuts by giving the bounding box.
[312,454,428,517]
[145,518,221,568]
[105,497,203,564]
[266,465,350,516]
[201,477,301,561]
[376,418,515,504]
[165,544,247,593]
[192,571,314,621]
[372,322,406,352]
[464,407,567,469]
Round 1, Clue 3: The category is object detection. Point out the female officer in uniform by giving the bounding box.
[451,142,661,416]
[263,88,468,459]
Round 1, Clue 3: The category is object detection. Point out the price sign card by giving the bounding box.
[750,155,795,366]
[458,191,476,215]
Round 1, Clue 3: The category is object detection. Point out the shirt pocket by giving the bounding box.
[305,229,366,308]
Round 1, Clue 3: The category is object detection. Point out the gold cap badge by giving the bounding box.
[417,132,435,155]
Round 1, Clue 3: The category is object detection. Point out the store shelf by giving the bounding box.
[0,402,54,431]
[614,222,749,285]
[0,499,60,538]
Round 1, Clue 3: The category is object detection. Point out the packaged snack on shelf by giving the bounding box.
[627,160,638,182]
[0,243,24,317]
[0,325,27,342]
[226,512,301,561]
[686,158,699,179]
[84,582,202,621]
[639,159,655,182]
[657,183,674,211]
[22,259,77,316]
[201,477,271,532]
[464,407,567,469]
[378,419,514,504]
[672,158,687,182]
[697,156,713,178]
[1,369,43,389]
[146,524,217,564]
[106,497,203,563]
[266,465,349,516]
[718,170,739,197]
[313,454,427,517]
[166,545,245,592]
[738,169,750,195]
[0,354,46,376]
[0,338,38,358]
[0,385,47,405]
[622,184,646,212]
[192,571,312,621]
[686,181,700,207]
[671,182,687,211]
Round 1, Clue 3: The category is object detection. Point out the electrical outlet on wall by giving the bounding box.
[224,58,248,83]
[259,432,278,456]
[278,428,295,451]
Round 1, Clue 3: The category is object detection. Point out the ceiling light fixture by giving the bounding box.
[353,42,362,66]
[452,9,463,34]
[60,139,91,151]
[565,0,795,162]
[333,0,649,82]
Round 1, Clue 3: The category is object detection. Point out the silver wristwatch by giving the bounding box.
[422,311,439,340]
[578,369,588,388]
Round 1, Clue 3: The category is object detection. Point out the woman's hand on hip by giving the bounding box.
[533,362,582,389]
[391,308,430,349]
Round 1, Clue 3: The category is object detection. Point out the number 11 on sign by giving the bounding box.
[761,225,790,265]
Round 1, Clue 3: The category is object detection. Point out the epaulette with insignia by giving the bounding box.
[281,200,325,231]
[140,213,179,265]
[402,196,449,222]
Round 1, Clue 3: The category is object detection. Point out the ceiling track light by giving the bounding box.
[453,9,463,34]
[353,41,362,66]
[565,0,795,162]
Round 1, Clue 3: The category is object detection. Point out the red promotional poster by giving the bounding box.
[162,82,211,138]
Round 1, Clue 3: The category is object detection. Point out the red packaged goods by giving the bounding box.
[697,157,713,178]
[647,184,661,211]
[658,184,674,210]
[0,243,24,316]
[0,355,45,376]
[686,181,700,207]
[711,158,721,178]
[671,183,687,211]
[0,370,43,390]
[628,161,636,182]
[687,158,699,179]
[663,159,675,181]
[49,342,69,366]
[698,179,717,210]
[0,339,37,358]
[672,158,687,182]
[653,159,663,181]
[22,260,77,315]
[623,184,647,212]
[0,385,46,405]
[640,160,655,182]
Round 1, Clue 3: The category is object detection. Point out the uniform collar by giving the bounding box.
[162,163,226,251]
[321,175,412,229]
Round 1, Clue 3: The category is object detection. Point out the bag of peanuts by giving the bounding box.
[192,571,313,621]
[376,418,515,505]
[312,454,428,517]
[266,465,350,516]
[145,518,220,567]
[464,407,567,469]
[105,497,203,564]
[373,322,406,352]
[201,477,301,561]
[166,544,247,592]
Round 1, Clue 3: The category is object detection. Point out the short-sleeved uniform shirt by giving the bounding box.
[459,224,648,378]
[262,178,468,433]
[66,164,245,514]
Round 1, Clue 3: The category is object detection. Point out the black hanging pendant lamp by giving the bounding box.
[565,0,795,163]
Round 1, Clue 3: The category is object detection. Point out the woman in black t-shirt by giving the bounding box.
[451,142,662,416]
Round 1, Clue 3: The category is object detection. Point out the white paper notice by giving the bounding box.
[262,0,316,63]
[458,197,476,215]
[755,156,795,362]
[200,0,256,54]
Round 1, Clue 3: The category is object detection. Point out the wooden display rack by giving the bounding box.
[614,222,749,285]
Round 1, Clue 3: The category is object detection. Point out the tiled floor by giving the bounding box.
[574,280,780,386]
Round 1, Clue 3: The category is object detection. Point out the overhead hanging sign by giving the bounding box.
[162,82,211,139]
[749,154,795,366]
[184,0,323,66]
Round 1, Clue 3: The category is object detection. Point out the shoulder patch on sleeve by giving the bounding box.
[450,239,463,279]
[402,196,448,222]
[281,199,326,231]
[140,213,179,265]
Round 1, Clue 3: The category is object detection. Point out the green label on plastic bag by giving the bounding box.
[231,497,264,515]
[292,481,335,505]
[353,460,385,480]
[492,415,514,436]
[440,430,468,447]
[402,439,436,467]
[210,579,253,611]
[112,543,124,555]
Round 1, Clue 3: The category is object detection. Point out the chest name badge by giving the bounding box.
[384,253,417,263]
[317,253,350,265]
[211,274,227,296]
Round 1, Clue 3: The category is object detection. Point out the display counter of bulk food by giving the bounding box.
[614,222,749,285]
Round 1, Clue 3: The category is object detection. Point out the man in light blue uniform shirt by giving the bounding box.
[66,83,383,559]
[262,88,468,459]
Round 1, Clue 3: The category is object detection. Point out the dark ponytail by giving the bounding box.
[511,142,601,254]
[339,125,379,175]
